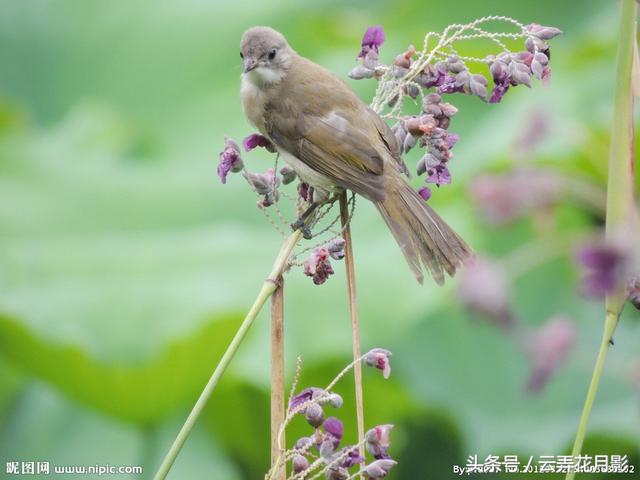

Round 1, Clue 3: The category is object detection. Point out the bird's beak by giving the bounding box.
[243,57,258,73]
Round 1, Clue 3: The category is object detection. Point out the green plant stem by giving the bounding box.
[605,0,637,314]
[565,312,618,480]
[567,2,636,478]
[154,230,302,480]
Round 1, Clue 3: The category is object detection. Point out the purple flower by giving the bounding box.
[365,424,393,459]
[417,63,447,89]
[437,74,465,94]
[242,133,275,152]
[577,243,627,297]
[458,257,512,330]
[363,459,397,478]
[364,348,392,379]
[358,26,385,59]
[303,247,335,285]
[489,79,510,103]
[418,186,432,201]
[217,136,243,184]
[426,164,451,186]
[525,316,576,393]
[340,447,365,468]
[446,132,459,149]
[289,387,325,412]
[298,182,310,202]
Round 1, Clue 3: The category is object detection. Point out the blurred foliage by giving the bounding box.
[0,0,639,479]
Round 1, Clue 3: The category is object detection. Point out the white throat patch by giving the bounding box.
[245,67,286,87]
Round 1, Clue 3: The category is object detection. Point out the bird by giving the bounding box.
[239,26,472,285]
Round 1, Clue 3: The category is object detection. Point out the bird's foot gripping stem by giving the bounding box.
[291,201,319,239]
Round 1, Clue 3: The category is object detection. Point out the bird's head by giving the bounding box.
[240,26,294,86]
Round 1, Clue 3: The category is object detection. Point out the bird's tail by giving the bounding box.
[374,179,472,285]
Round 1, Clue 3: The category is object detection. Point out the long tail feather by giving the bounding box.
[374,179,472,285]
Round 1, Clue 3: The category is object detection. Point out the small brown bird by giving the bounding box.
[239,26,472,284]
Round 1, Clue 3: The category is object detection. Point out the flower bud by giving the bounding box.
[525,36,536,53]
[526,23,562,40]
[424,92,441,104]
[392,65,408,78]
[439,102,458,117]
[364,348,392,379]
[363,459,397,478]
[416,156,426,176]
[469,74,488,99]
[418,186,432,201]
[323,417,344,440]
[327,237,346,260]
[454,70,470,88]
[244,169,278,196]
[391,123,407,150]
[325,466,349,480]
[405,83,420,99]
[446,57,466,73]
[328,393,344,408]
[490,60,508,82]
[292,454,309,474]
[509,61,531,87]
[402,133,417,153]
[294,436,314,451]
[305,402,324,428]
[393,53,411,69]
[348,65,375,80]
[279,166,297,184]
[362,50,380,69]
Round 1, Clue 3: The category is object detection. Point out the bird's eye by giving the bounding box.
[268,48,277,60]
[240,52,244,59]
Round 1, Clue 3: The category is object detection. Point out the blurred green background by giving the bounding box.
[0,0,639,478]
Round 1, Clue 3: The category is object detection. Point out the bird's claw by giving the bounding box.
[291,219,312,239]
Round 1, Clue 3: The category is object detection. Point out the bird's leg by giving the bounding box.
[291,201,319,239]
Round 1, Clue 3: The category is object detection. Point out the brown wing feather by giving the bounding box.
[265,57,393,201]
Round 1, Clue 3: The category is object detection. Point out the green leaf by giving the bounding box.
[0,311,245,425]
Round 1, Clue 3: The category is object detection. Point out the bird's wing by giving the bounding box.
[365,107,410,176]
[268,109,388,202]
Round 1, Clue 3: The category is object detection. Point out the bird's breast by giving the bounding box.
[240,75,268,131]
